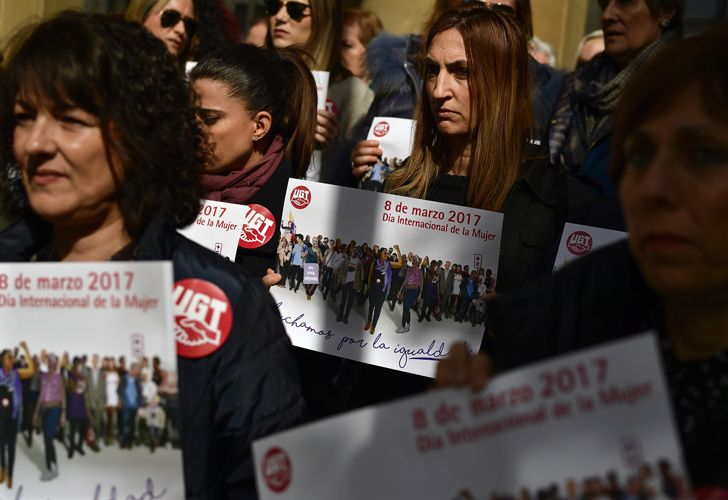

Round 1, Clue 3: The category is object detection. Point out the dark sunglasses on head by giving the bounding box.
[264,0,311,22]
[160,9,198,37]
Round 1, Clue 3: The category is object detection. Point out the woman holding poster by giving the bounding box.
[0,12,305,496]
[386,4,596,294]
[190,44,317,278]
[364,246,404,335]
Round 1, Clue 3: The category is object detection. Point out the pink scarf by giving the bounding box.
[201,135,285,204]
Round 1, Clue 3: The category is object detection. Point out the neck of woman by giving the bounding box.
[666,295,728,361]
[54,213,132,262]
[444,135,473,176]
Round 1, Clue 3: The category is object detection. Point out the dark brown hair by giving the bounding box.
[612,24,728,180]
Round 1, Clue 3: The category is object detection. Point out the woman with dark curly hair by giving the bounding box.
[0,11,305,496]
[190,43,317,278]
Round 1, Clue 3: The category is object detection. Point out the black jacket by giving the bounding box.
[0,216,307,499]
[489,240,728,488]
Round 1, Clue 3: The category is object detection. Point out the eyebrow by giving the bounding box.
[423,57,468,67]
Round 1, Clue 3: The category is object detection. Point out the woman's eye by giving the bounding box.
[60,115,89,126]
[688,144,728,167]
[455,67,469,79]
[425,64,438,76]
[13,111,33,123]
[197,112,219,126]
[624,142,653,168]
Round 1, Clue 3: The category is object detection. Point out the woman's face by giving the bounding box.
[143,0,196,57]
[599,0,668,67]
[269,0,312,49]
[341,22,367,80]
[13,94,123,229]
[620,85,728,300]
[424,28,472,138]
[193,78,258,174]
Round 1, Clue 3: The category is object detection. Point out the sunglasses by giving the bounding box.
[264,0,311,22]
[463,0,517,16]
[160,9,198,37]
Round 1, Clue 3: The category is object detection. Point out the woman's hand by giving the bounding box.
[435,342,492,392]
[316,109,339,147]
[262,268,282,289]
[351,140,383,179]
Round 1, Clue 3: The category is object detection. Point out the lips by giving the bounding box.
[273,28,289,37]
[30,168,66,186]
[640,233,693,253]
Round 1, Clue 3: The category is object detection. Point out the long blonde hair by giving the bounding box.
[387,5,532,211]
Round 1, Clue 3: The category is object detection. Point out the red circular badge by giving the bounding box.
[262,447,292,493]
[566,231,593,256]
[290,185,311,210]
[325,98,338,116]
[173,279,233,359]
[238,204,276,249]
[373,121,390,137]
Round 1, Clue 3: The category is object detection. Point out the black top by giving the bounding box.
[234,158,293,279]
[490,240,728,488]
[426,173,469,207]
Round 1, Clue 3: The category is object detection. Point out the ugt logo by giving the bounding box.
[290,186,312,209]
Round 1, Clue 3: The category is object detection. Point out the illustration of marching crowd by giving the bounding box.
[0,342,178,485]
[274,232,496,334]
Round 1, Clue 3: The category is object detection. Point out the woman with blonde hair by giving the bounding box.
[341,8,383,83]
[125,0,198,61]
[387,4,595,294]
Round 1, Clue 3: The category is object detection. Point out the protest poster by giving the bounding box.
[273,179,503,378]
[180,199,278,261]
[253,334,688,500]
[0,262,181,499]
[306,70,331,182]
[554,223,628,271]
[179,199,250,261]
[359,117,416,192]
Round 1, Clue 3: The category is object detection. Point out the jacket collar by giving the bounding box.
[519,156,559,206]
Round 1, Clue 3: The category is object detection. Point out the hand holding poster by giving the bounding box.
[274,180,503,377]
[307,70,331,182]
[360,117,416,192]
[254,334,688,500]
[554,223,627,271]
[0,262,182,498]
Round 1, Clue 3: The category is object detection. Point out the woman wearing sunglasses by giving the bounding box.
[126,0,198,62]
[266,0,374,183]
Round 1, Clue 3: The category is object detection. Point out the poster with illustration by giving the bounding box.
[359,117,416,192]
[254,334,689,500]
[272,179,503,378]
[0,262,181,498]
[554,223,628,271]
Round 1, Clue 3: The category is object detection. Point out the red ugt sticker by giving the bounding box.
[239,204,276,249]
[262,447,292,493]
[566,231,593,256]
[290,186,311,209]
[173,279,233,358]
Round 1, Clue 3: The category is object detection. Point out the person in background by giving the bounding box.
[365,246,404,335]
[34,354,64,481]
[341,8,383,84]
[85,353,105,451]
[66,357,91,458]
[303,241,320,301]
[117,362,142,449]
[575,29,605,68]
[396,254,422,333]
[336,246,363,324]
[436,26,728,491]
[126,0,198,63]
[549,0,682,196]
[418,260,440,323]
[246,17,269,46]
[529,35,556,67]
[0,342,34,489]
[102,357,119,445]
[288,235,305,292]
[190,44,317,278]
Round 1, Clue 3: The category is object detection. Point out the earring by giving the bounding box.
[661,19,670,29]
[252,136,260,143]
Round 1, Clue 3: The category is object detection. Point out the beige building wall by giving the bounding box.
[360,0,590,70]
[0,0,83,43]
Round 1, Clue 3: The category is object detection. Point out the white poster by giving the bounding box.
[0,262,182,499]
[180,199,278,262]
[254,334,688,500]
[179,199,248,261]
[273,180,503,378]
[554,223,628,271]
[360,117,416,192]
